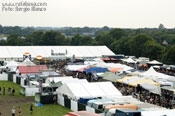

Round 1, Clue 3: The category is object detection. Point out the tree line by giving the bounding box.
[0,25,110,37]
[0,26,175,65]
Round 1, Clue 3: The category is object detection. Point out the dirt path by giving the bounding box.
[0,96,34,116]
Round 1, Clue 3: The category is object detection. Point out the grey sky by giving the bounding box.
[0,0,175,28]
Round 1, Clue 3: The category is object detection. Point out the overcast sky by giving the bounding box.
[0,0,175,28]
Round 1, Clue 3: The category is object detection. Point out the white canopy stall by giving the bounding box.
[45,76,74,84]
[140,67,174,86]
[56,82,122,100]
[140,67,173,80]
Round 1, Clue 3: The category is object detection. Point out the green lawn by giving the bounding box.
[0,81,71,116]
[20,104,71,116]
[0,81,21,96]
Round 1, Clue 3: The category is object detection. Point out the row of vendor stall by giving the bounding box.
[1,57,175,116]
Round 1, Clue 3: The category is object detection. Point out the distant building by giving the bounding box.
[162,40,168,46]
[0,37,7,41]
[82,32,95,36]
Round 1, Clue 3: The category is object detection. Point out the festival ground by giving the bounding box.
[0,81,71,116]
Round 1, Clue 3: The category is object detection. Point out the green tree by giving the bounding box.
[64,37,71,45]
[110,37,132,55]
[0,25,3,33]
[80,36,93,45]
[102,26,110,31]
[39,31,65,45]
[6,34,19,45]
[159,34,175,45]
[129,34,154,57]
[28,31,44,45]
[95,31,114,47]
[71,34,82,45]
[54,31,66,45]
[161,45,175,64]
[144,40,164,60]
[40,31,57,45]
[159,24,165,30]
[109,28,126,40]
[16,37,25,45]
[0,40,6,45]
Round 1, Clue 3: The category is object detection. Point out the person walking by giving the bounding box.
[8,87,11,95]
[3,87,5,95]
[12,106,16,116]
[53,96,57,104]
[18,107,21,116]
[12,88,15,96]
[0,87,1,95]
[30,104,33,114]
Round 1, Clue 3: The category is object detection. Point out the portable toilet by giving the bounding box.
[115,108,141,116]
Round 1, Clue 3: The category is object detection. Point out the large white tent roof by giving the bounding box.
[56,82,122,100]
[0,46,115,58]
[57,83,91,99]
[56,79,88,87]
[82,83,106,98]
[45,76,74,84]
[95,82,122,96]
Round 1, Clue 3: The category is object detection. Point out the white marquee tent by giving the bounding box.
[57,83,91,99]
[0,46,115,60]
[56,82,122,100]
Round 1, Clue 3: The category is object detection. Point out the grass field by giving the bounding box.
[0,81,71,116]
[19,104,71,116]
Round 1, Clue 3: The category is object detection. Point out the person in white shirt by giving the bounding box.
[12,106,16,116]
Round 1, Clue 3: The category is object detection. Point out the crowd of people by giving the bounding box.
[0,104,33,116]
[116,83,175,109]
[59,62,175,109]
[127,63,175,77]
[154,67,175,76]
[0,87,15,96]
